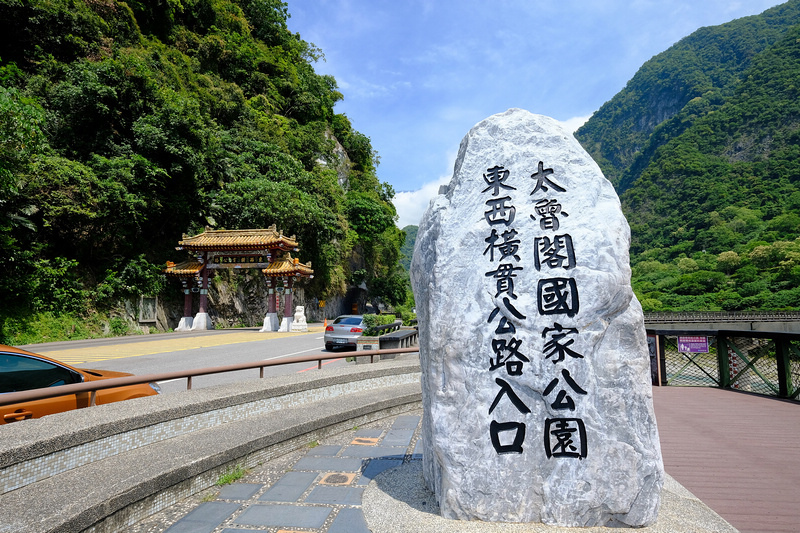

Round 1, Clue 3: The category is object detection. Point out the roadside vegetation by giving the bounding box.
[0,0,406,343]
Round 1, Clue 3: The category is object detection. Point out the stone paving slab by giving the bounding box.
[328,507,371,533]
[339,444,407,458]
[217,483,261,501]
[305,485,365,505]
[163,501,240,533]
[234,503,332,528]
[392,415,422,429]
[291,455,366,472]
[259,471,318,502]
[382,428,415,447]
[309,444,343,456]
[357,458,404,486]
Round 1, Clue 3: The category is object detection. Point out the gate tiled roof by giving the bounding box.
[263,253,314,278]
[177,226,298,252]
[164,260,204,277]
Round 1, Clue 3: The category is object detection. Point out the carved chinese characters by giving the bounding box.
[411,109,663,527]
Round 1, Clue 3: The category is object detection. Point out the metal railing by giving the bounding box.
[369,320,403,334]
[0,347,420,408]
[645,311,800,323]
[649,329,800,401]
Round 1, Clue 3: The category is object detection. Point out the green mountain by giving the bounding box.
[399,225,418,271]
[0,0,406,340]
[577,0,800,311]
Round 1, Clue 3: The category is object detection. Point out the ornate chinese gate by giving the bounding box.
[165,226,313,331]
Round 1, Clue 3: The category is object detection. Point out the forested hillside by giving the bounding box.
[399,224,417,271]
[0,0,405,342]
[577,1,800,312]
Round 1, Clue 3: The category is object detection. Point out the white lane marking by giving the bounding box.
[263,346,324,361]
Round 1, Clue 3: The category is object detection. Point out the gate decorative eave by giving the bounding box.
[164,260,204,278]
[176,226,299,253]
[262,253,314,279]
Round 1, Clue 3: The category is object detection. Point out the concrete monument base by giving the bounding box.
[278,317,293,332]
[260,313,279,332]
[190,312,213,331]
[175,317,193,332]
[363,462,737,533]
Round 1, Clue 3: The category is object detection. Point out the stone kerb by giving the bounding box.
[0,359,421,487]
[0,359,422,533]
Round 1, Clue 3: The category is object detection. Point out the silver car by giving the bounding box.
[324,315,364,351]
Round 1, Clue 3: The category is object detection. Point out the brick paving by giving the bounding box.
[652,386,800,533]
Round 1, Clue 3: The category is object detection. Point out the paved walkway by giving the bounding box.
[127,387,799,533]
[129,413,424,533]
[652,387,800,533]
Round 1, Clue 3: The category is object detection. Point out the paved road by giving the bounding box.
[23,325,351,394]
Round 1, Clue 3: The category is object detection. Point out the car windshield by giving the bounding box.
[0,353,80,393]
[334,317,362,325]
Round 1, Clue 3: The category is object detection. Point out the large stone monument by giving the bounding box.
[410,108,663,527]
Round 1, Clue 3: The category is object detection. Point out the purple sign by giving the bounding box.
[677,336,709,353]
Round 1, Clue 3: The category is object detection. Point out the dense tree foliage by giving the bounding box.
[0,0,404,339]
[399,225,418,271]
[578,1,800,312]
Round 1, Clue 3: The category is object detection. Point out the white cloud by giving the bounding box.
[559,114,593,133]
[393,174,451,228]
[392,115,593,229]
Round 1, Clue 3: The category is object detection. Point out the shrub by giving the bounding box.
[362,313,396,336]
[390,302,417,325]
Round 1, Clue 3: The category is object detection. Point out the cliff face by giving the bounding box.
[575,1,800,192]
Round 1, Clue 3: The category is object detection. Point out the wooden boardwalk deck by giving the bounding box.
[652,386,800,533]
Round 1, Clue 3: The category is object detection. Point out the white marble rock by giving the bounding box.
[410,108,664,527]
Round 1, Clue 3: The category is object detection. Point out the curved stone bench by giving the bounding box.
[0,358,422,533]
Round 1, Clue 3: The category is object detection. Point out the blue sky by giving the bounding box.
[285,0,786,228]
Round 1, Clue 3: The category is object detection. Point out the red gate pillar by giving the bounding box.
[198,267,208,314]
[176,285,194,331]
[278,277,294,332]
[183,288,193,317]
[260,277,280,332]
[284,278,294,319]
[192,254,213,330]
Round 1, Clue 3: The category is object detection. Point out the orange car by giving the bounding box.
[0,344,160,424]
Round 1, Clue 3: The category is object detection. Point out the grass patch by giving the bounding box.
[215,464,248,486]
[1,311,109,345]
